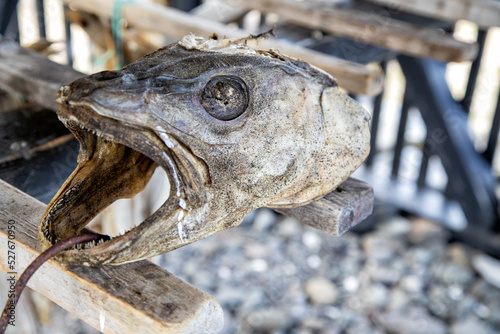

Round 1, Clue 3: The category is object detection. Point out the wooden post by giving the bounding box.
[0,179,224,333]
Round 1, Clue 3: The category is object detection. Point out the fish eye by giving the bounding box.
[200,75,249,121]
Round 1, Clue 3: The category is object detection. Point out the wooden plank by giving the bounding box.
[0,42,84,111]
[65,0,384,95]
[364,0,500,28]
[190,0,248,24]
[226,0,479,63]
[275,178,373,236]
[0,179,224,333]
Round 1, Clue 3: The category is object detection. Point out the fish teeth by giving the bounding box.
[179,199,187,209]
[65,119,111,140]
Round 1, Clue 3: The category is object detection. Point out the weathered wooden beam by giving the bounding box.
[275,178,373,236]
[226,0,478,63]
[65,0,383,95]
[0,42,84,111]
[0,179,224,333]
[364,0,500,28]
[190,0,248,24]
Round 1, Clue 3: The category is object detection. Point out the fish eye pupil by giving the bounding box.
[200,76,248,121]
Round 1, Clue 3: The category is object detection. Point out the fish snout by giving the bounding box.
[56,71,135,105]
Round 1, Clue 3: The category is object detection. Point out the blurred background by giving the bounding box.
[1,0,500,333]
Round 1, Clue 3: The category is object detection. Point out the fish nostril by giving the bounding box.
[90,70,122,81]
[55,85,71,104]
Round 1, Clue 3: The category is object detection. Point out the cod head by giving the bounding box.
[38,34,370,265]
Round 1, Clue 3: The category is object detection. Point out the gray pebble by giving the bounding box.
[375,307,447,334]
[243,308,293,331]
[305,277,339,305]
[451,316,499,334]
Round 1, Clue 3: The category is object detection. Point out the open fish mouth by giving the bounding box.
[38,35,372,266]
[39,117,155,248]
[38,97,205,265]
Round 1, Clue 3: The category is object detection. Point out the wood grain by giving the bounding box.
[275,178,373,236]
[190,0,248,24]
[0,42,84,111]
[65,0,384,95]
[364,0,500,28]
[0,179,224,333]
[227,0,478,63]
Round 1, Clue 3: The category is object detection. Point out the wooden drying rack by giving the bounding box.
[2,0,492,328]
[0,40,373,332]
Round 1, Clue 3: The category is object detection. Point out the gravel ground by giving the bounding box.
[154,209,500,334]
[3,209,500,333]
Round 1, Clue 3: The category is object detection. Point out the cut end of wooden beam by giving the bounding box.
[189,299,225,333]
[274,178,374,236]
[337,64,384,97]
[335,181,374,235]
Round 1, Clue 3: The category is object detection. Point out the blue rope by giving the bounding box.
[93,49,116,69]
[111,0,137,69]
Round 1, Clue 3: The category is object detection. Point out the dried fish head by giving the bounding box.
[38,34,370,265]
